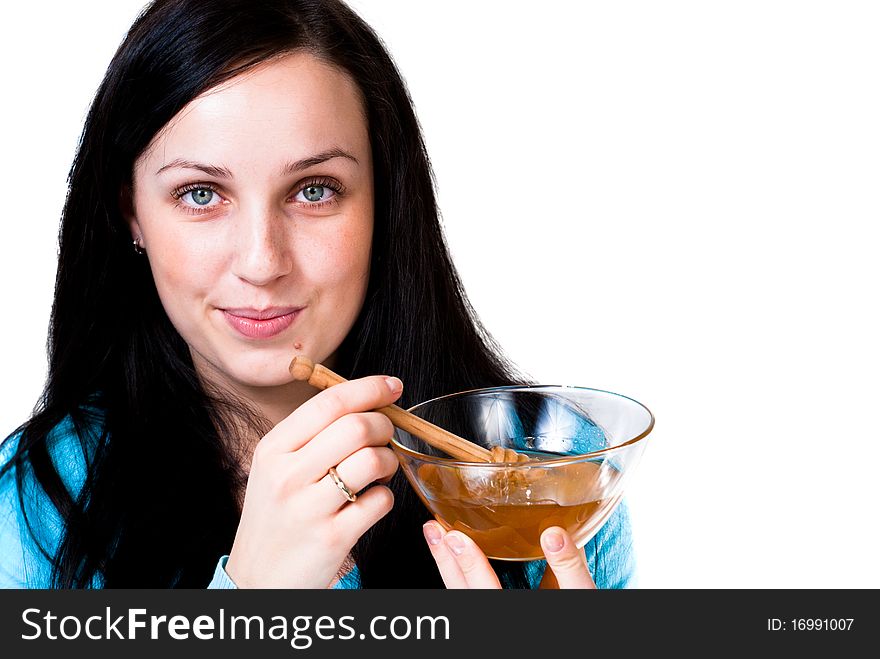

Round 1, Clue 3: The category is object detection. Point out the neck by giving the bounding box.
[190,353,320,454]
[229,378,318,427]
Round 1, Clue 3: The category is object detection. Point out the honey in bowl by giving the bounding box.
[392,385,654,561]
[412,452,625,560]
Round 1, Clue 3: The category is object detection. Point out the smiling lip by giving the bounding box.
[222,307,303,339]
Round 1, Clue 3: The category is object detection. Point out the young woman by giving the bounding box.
[0,0,634,589]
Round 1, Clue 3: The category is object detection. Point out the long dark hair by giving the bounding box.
[1,0,528,588]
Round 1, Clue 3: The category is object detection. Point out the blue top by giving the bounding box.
[0,411,636,589]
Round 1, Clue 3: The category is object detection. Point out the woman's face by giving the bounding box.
[128,52,373,399]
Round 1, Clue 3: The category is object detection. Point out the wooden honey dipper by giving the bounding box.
[288,356,529,463]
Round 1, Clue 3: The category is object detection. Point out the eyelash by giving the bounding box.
[169,183,221,215]
[170,177,346,215]
[295,177,345,208]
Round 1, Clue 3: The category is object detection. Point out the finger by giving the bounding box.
[422,521,469,589]
[315,446,399,513]
[539,527,597,590]
[333,484,395,543]
[263,375,403,453]
[441,531,502,589]
[295,412,395,482]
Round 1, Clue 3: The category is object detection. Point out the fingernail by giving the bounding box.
[423,522,441,546]
[543,531,564,553]
[444,533,465,556]
[385,377,402,394]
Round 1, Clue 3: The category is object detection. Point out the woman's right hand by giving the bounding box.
[224,375,403,588]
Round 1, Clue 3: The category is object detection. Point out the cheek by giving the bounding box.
[134,193,217,304]
[312,221,372,296]
[146,229,220,323]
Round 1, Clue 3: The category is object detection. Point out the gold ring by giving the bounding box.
[328,466,357,503]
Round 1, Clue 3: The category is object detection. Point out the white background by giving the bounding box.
[1,1,878,588]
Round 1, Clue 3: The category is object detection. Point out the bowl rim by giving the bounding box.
[390,384,655,467]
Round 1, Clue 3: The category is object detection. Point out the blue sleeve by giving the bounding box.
[2,427,239,590]
[584,499,637,588]
[207,555,238,589]
[0,415,348,590]
[0,423,89,588]
[0,414,100,588]
[207,556,363,589]
[0,450,34,588]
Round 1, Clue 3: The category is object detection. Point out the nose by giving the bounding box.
[230,203,294,286]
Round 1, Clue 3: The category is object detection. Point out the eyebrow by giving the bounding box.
[281,148,359,175]
[155,147,359,178]
[156,160,233,179]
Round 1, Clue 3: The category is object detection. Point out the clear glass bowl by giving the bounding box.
[391,385,654,561]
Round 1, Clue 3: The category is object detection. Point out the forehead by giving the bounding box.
[138,52,368,172]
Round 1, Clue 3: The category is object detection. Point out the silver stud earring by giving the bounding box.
[133,238,146,255]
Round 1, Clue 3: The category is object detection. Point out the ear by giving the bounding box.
[120,184,142,242]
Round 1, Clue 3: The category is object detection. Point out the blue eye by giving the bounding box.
[173,184,222,212]
[292,178,342,206]
[188,188,214,205]
[299,185,328,203]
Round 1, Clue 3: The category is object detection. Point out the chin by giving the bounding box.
[214,352,292,388]
[231,370,295,389]
[190,342,289,389]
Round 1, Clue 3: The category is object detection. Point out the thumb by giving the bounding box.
[539,527,596,589]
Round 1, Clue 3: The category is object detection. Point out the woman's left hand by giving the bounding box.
[423,522,596,589]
